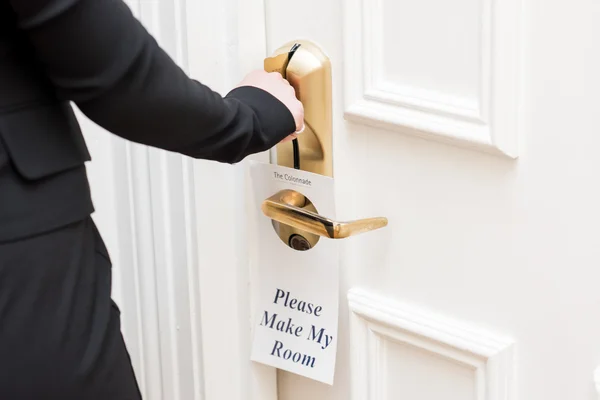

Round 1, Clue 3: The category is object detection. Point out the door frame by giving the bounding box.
[84,0,278,399]
[185,0,278,399]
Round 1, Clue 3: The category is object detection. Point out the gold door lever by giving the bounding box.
[262,190,388,239]
[262,40,388,250]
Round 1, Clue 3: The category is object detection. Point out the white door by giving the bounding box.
[258,0,600,400]
[81,0,600,399]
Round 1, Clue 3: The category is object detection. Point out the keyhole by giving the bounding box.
[289,234,312,251]
[271,193,320,251]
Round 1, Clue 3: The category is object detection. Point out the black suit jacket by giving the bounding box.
[0,0,295,241]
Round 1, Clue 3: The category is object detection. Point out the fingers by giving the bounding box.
[294,102,304,132]
[236,69,304,133]
[283,82,303,131]
[280,133,298,144]
[269,71,285,82]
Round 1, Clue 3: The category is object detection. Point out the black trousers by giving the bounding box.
[0,217,142,399]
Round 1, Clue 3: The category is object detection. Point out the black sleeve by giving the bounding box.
[9,0,296,163]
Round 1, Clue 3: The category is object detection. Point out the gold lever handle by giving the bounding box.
[262,190,388,239]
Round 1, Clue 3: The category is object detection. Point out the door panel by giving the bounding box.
[264,0,600,399]
[343,0,520,157]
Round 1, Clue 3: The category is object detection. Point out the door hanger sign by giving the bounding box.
[249,161,340,385]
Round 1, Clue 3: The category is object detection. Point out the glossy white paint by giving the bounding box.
[343,0,521,157]
[348,289,515,400]
[264,0,600,399]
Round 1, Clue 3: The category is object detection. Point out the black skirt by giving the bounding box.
[0,217,142,399]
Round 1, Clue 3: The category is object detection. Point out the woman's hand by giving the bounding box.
[236,70,304,143]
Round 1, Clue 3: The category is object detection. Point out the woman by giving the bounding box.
[0,0,303,398]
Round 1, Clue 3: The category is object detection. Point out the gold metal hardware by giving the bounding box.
[262,41,387,249]
[264,40,332,177]
[263,190,388,240]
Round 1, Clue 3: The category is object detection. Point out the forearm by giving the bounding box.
[10,0,294,163]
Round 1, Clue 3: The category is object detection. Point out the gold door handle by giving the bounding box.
[262,189,388,239]
[262,41,387,249]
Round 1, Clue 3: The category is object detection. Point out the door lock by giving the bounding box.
[263,40,387,248]
[289,234,312,251]
[264,40,332,177]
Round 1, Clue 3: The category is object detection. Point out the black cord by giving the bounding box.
[286,43,302,170]
[287,43,301,63]
[292,139,300,169]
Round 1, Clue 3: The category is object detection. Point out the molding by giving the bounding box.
[85,0,207,399]
[343,0,522,158]
[348,289,515,400]
[84,0,272,399]
[81,119,151,396]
